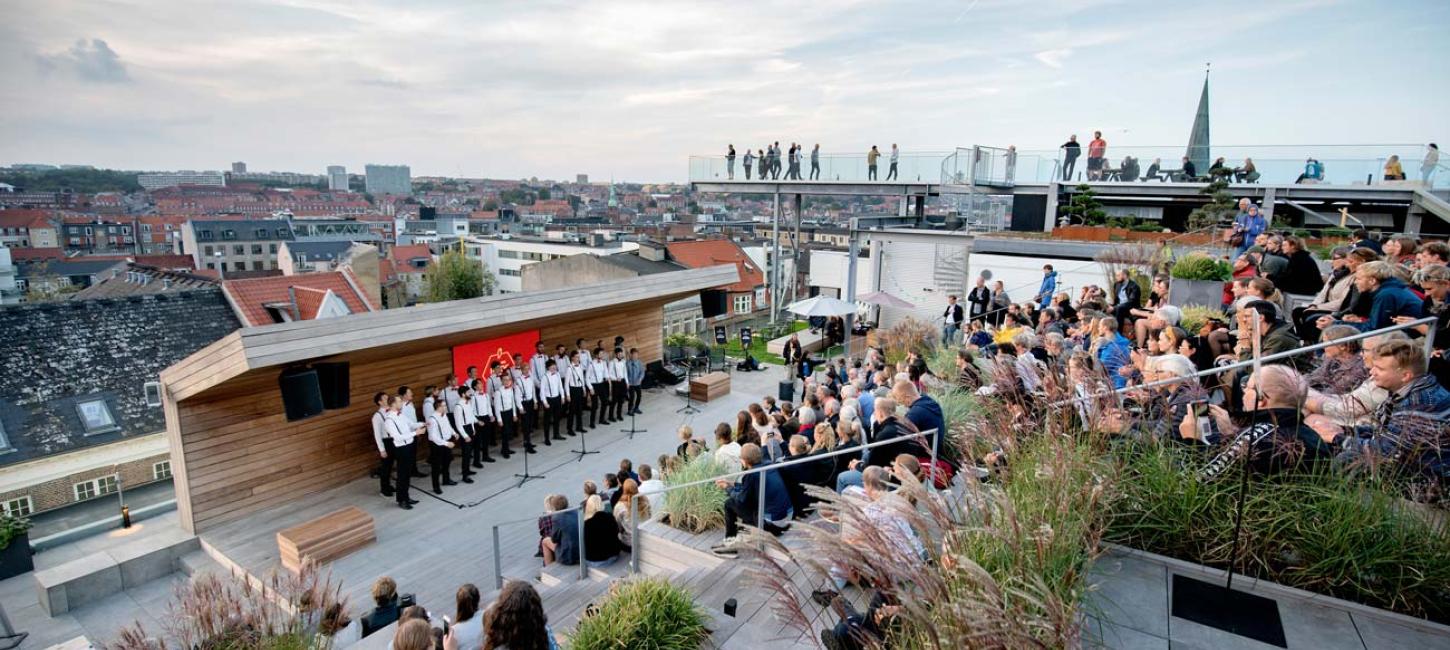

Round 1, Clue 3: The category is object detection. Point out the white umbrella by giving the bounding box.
[785,295,858,317]
[855,290,914,310]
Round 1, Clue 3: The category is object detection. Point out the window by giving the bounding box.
[254,228,267,239]
[144,381,163,407]
[277,229,290,238]
[1,497,31,518]
[0,417,9,450]
[269,243,278,253]
[74,474,118,501]
[252,261,264,270]
[251,244,263,254]
[203,245,214,256]
[733,294,752,315]
[199,230,213,241]
[233,245,245,255]
[84,227,93,235]
[222,229,236,240]
[141,224,152,234]
[499,268,520,276]
[153,461,172,480]
[76,398,118,434]
[498,250,519,259]
[206,262,216,270]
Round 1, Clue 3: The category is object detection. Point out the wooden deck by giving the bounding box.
[195,366,791,642]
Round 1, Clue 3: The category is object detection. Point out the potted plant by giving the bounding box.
[1168,252,1232,309]
[569,577,712,649]
[0,514,33,580]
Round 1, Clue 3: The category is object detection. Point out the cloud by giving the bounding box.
[1033,48,1072,69]
[37,38,130,82]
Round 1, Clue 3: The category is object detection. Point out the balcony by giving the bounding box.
[688,151,954,184]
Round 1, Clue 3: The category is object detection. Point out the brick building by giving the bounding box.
[0,289,241,517]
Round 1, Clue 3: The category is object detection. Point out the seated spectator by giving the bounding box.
[1093,316,1133,390]
[1234,300,1304,367]
[895,379,944,440]
[581,480,598,502]
[582,494,621,567]
[1012,332,1045,392]
[1409,264,1450,386]
[1305,324,1368,394]
[601,473,621,510]
[817,466,925,599]
[1321,340,1450,484]
[617,458,639,485]
[450,584,484,650]
[1305,331,1405,430]
[394,618,433,650]
[836,397,925,492]
[778,434,827,517]
[636,464,664,513]
[1415,241,1450,269]
[955,348,983,390]
[1322,260,1423,333]
[816,590,902,650]
[1279,236,1326,297]
[714,423,743,470]
[1246,277,1288,318]
[478,581,555,650]
[832,420,864,484]
[1110,354,1215,445]
[541,495,579,566]
[1193,365,1332,479]
[1129,276,1171,345]
[535,494,560,560]
[1293,247,1355,343]
[797,407,819,442]
[360,576,401,638]
[675,425,697,458]
[613,479,650,548]
[1384,234,1417,267]
[711,443,792,555]
[319,602,361,647]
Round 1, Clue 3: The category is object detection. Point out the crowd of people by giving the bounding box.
[369,338,646,510]
[319,576,558,650]
[723,143,902,181]
[1059,136,1441,185]
[942,208,1450,498]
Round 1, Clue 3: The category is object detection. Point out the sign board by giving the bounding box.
[739,327,753,347]
[714,326,727,345]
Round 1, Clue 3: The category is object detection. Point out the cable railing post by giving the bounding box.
[630,493,640,575]
[756,469,767,547]
[576,505,587,580]
[928,428,941,492]
[1422,323,1437,374]
[491,524,503,591]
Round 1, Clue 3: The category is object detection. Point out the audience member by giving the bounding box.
[711,443,792,556]
[581,494,621,567]
[361,576,402,638]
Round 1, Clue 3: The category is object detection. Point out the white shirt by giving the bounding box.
[386,412,415,447]
[530,353,550,384]
[402,401,422,430]
[371,408,389,453]
[541,371,565,400]
[422,396,435,421]
[587,358,607,384]
[426,412,456,446]
[566,363,587,389]
[454,400,476,428]
[517,373,537,401]
[493,385,523,414]
[609,358,627,382]
[472,389,493,420]
[443,386,460,411]
[637,478,665,513]
[714,441,742,471]
[487,374,504,396]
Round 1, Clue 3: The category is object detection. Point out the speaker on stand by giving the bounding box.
[279,368,324,421]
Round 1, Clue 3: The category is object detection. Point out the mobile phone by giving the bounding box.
[442,616,450,635]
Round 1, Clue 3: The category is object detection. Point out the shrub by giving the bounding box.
[1179,305,1228,333]
[1169,253,1232,282]
[569,577,711,650]
[661,455,729,533]
[664,333,706,350]
[879,316,937,363]
[0,514,31,551]
[1060,184,1107,226]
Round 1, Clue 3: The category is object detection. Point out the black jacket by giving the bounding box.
[360,601,401,638]
[865,416,926,469]
[1113,279,1142,310]
[1278,250,1326,296]
[967,286,991,317]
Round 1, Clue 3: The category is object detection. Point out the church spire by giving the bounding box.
[1186,64,1211,174]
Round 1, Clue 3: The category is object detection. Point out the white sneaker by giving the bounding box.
[710,537,740,557]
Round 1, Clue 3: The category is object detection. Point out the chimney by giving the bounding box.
[638,238,666,262]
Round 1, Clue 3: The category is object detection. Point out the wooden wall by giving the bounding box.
[169,301,666,533]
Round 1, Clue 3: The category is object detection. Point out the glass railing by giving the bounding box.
[689,152,954,184]
[1009,144,1450,189]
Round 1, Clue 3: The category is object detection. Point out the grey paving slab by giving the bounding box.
[1086,551,1170,638]
[1085,615,1170,650]
[70,591,160,647]
[1353,613,1450,650]
[3,600,85,650]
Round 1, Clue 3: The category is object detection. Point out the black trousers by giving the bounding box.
[568,386,586,432]
[1293,307,1332,344]
[394,442,416,506]
[519,404,537,450]
[868,164,877,180]
[590,382,609,426]
[886,162,898,180]
[609,380,627,420]
[379,438,396,495]
[498,410,517,456]
[627,385,642,414]
[430,442,451,491]
[476,418,495,461]
[724,499,787,538]
[545,396,564,440]
[458,425,475,478]
[1063,156,1078,181]
[810,162,820,179]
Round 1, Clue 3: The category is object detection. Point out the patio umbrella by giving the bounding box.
[855,290,914,310]
[785,295,858,318]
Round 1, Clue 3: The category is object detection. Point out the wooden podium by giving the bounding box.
[276,506,376,572]
[689,371,731,403]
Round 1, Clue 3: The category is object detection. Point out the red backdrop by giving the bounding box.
[451,329,540,393]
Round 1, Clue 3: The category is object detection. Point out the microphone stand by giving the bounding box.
[572,389,601,462]
[514,437,544,488]
[676,361,700,415]
[620,406,646,440]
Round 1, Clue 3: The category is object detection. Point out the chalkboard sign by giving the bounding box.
[714,326,727,345]
[739,327,753,346]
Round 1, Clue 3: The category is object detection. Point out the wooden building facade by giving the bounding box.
[158,265,738,533]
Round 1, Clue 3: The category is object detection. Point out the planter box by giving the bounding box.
[0,531,33,580]
[1169,278,1225,309]
[1053,225,1109,241]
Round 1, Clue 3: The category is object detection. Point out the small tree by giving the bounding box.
[422,246,495,303]
[1060,184,1107,226]
[1187,171,1237,234]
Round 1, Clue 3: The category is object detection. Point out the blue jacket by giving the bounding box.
[1097,333,1133,390]
[1353,277,1423,331]
[1036,272,1058,307]
[549,509,580,566]
[1340,375,1450,480]
[906,394,944,441]
[625,359,645,386]
[728,462,792,522]
[1234,211,1267,241]
[858,391,875,423]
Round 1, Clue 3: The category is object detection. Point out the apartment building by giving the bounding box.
[179,219,295,273]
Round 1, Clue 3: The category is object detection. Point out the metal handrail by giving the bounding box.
[1054,315,1437,409]
[626,425,943,573]
[490,503,586,587]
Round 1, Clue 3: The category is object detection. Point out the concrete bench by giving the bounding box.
[765,329,826,356]
[34,526,198,616]
[277,506,375,573]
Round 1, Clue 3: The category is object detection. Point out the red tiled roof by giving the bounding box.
[292,286,329,320]
[0,209,56,229]
[221,271,375,327]
[6,247,65,262]
[391,244,432,270]
[664,239,763,293]
[378,258,398,284]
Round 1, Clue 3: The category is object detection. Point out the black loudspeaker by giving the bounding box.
[279,368,324,421]
[700,289,728,319]
[778,380,794,402]
[314,362,351,409]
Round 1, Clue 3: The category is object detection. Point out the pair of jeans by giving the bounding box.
[942,324,960,345]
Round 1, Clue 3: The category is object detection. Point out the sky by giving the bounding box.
[2,0,1448,182]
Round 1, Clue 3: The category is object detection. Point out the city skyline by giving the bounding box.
[2,0,1448,182]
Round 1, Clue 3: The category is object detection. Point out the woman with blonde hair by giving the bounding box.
[613,478,650,548]
[393,618,433,650]
[811,422,838,453]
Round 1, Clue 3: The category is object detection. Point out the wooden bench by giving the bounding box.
[276,506,376,573]
[689,371,731,402]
